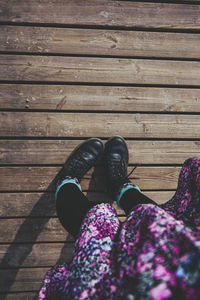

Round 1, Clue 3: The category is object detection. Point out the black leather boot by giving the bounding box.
[59,138,104,181]
[105,136,156,214]
[104,136,131,201]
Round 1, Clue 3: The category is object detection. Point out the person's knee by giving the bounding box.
[183,157,200,168]
[180,157,199,179]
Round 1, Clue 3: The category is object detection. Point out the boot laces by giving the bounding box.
[108,159,140,194]
[108,158,126,180]
[66,151,95,179]
[127,165,139,178]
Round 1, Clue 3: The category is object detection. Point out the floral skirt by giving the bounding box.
[38,158,200,300]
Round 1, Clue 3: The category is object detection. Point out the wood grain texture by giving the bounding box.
[0,216,126,243]
[0,217,72,243]
[0,139,199,165]
[0,1,200,29]
[1,55,200,85]
[0,267,49,292]
[1,84,200,112]
[0,191,174,217]
[0,166,181,191]
[1,26,200,58]
[1,112,200,138]
[0,292,38,299]
[0,243,74,268]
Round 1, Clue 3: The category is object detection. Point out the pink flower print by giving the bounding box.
[173,246,180,254]
[110,285,117,293]
[162,243,168,251]
[153,265,171,281]
[179,253,189,263]
[149,221,165,237]
[170,274,176,286]
[150,282,172,300]
[137,255,153,273]
[80,289,89,299]
[140,262,153,272]
[78,237,85,248]
[187,288,195,296]
[89,279,98,287]
[155,255,165,263]
[38,290,46,299]
[81,230,91,243]
[90,287,97,296]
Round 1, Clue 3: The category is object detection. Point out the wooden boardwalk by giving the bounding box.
[0,0,200,298]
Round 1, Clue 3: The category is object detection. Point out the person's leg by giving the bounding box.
[161,157,200,229]
[104,136,157,215]
[116,203,200,299]
[117,183,157,215]
[39,202,120,299]
[55,138,104,239]
[56,176,95,238]
[66,203,120,299]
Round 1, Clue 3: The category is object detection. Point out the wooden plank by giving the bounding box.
[0,243,74,268]
[1,84,200,112]
[0,267,48,293]
[0,217,72,243]
[1,55,200,85]
[0,216,126,243]
[1,112,200,138]
[0,292,38,299]
[0,191,174,217]
[0,166,181,191]
[0,139,199,165]
[0,1,200,30]
[1,26,200,59]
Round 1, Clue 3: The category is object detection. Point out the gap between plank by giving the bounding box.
[0,22,200,34]
[0,81,200,89]
[0,51,200,62]
[1,108,200,115]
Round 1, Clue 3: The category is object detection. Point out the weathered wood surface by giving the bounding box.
[0,140,199,165]
[0,166,181,191]
[1,84,200,112]
[0,217,72,243]
[0,216,126,243]
[0,292,38,299]
[0,191,174,217]
[1,55,200,85]
[0,1,200,29]
[1,26,200,58]
[1,112,200,138]
[0,267,49,293]
[0,243,74,268]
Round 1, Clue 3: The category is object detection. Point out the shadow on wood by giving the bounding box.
[0,159,114,296]
[0,168,66,297]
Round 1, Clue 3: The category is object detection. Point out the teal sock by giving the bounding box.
[116,183,141,208]
[55,176,82,201]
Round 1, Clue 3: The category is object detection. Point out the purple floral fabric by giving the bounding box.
[38,158,200,299]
